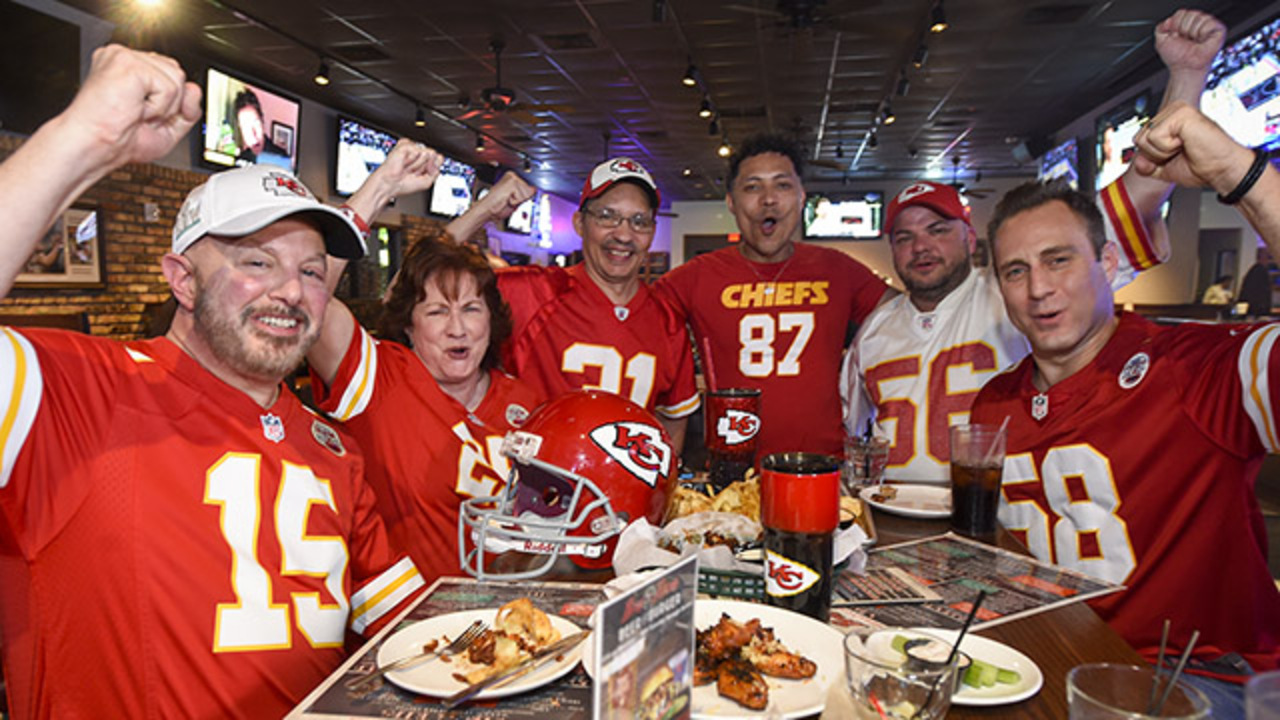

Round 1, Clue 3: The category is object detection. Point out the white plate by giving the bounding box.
[916,628,1044,706]
[377,608,584,700]
[584,598,845,719]
[860,484,951,519]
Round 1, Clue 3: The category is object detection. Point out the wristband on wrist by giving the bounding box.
[1218,148,1270,205]
[337,204,372,240]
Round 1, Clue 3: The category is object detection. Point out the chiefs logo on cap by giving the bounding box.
[896,182,936,204]
[263,172,313,199]
[611,158,641,174]
[589,421,672,487]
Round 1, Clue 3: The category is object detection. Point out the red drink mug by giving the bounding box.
[761,452,839,622]
[704,388,761,492]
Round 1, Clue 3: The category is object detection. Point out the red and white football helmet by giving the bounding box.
[459,390,676,579]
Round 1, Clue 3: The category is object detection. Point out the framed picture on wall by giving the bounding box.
[271,121,295,156]
[16,205,106,289]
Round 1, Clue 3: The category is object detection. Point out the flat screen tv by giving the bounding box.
[1038,138,1080,189]
[1203,13,1280,159]
[203,67,301,173]
[335,116,397,196]
[1094,91,1151,191]
[429,156,477,217]
[803,191,883,239]
[505,193,538,234]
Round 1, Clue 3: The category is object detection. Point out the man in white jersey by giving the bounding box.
[842,9,1225,482]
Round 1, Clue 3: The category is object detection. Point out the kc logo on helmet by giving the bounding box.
[590,421,672,488]
[716,409,760,445]
[765,550,821,597]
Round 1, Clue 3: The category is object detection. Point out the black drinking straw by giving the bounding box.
[913,589,987,719]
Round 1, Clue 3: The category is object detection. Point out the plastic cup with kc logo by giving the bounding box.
[761,453,839,622]
[704,388,761,492]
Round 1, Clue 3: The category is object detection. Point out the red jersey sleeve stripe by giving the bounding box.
[1240,324,1280,452]
[656,392,701,419]
[0,328,42,489]
[1100,180,1157,271]
[331,327,377,422]
[349,556,423,635]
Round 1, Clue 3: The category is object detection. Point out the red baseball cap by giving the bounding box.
[884,181,971,234]
[580,157,661,210]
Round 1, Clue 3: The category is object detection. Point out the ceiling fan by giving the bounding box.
[949,156,995,199]
[456,38,575,125]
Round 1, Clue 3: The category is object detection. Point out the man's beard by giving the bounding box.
[901,255,972,306]
[193,290,316,381]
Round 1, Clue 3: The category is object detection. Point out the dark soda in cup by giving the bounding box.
[705,388,761,492]
[761,453,839,622]
[948,424,1006,542]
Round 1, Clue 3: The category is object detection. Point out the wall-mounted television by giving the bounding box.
[1039,138,1080,189]
[1203,13,1280,160]
[203,67,300,173]
[335,116,397,196]
[1094,91,1151,191]
[803,191,883,239]
[429,156,477,217]
[505,193,538,234]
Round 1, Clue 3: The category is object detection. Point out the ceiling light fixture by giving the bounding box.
[682,167,693,177]
[930,2,948,33]
[868,132,879,149]
[682,63,698,87]
[912,43,929,68]
[883,103,897,125]
[475,134,485,152]
[717,137,732,157]
[414,106,426,127]
[524,156,532,172]
[835,143,845,159]
[897,75,910,97]
[708,118,720,136]
[699,97,713,119]
[313,60,330,86]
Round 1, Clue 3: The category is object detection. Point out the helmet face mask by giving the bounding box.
[458,390,675,580]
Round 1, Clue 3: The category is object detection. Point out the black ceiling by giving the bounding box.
[51,0,1267,202]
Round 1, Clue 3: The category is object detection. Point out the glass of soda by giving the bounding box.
[760,452,839,622]
[948,424,1006,541]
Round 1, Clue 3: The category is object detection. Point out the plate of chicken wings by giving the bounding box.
[585,598,844,718]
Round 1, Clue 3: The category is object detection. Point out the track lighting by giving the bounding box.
[912,43,929,69]
[682,63,698,87]
[883,104,897,125]
[897,75,910,97]
[699,97,713,119]
[868,132,878,149]
[682,167,693,177]
[709,118,720,136]
[414,106,426,127]
[523,156,532,172]
[475,134,485,152]
[313,60,330,86]
[717,138,732,157]
[930,2,948,33]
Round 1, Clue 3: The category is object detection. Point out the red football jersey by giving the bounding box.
[499,264,700,418]
[656,243,887,457]
[972,313,1280,673]
[314,327,541,586]
[0,330,423,719]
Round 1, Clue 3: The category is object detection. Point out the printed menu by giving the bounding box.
[593,555,698,720]
[830,533,1122,631]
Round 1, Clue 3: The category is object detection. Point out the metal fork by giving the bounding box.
[346,619,488,691]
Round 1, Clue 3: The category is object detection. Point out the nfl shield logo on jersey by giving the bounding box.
[1118,352,1150,390]
[260,413,285,443]
[1031,393,1049,421]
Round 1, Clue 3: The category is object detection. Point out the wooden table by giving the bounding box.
[872,509,1142,719]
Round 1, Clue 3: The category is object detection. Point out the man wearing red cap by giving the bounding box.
[842,8,1224,484]
[493,158,700,452]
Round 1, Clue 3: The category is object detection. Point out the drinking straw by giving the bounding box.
[980,416,1011,467]
[699,335,718,393]
[1146,619,1171,714]
[1154,630,1200,716]
[912,590,987,719]
[862,419,873,482]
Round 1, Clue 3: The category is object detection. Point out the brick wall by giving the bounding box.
[0,134,205,340]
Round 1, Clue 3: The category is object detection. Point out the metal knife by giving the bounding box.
[443,629,591,708]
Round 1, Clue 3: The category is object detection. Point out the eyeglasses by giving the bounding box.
[582,207,657,233]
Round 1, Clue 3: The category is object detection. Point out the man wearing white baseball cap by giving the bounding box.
[0,46,420,719]
[496,157,700,452]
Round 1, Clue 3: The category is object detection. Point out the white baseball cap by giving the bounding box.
[172,165,365,259]
[579,157,661,209]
